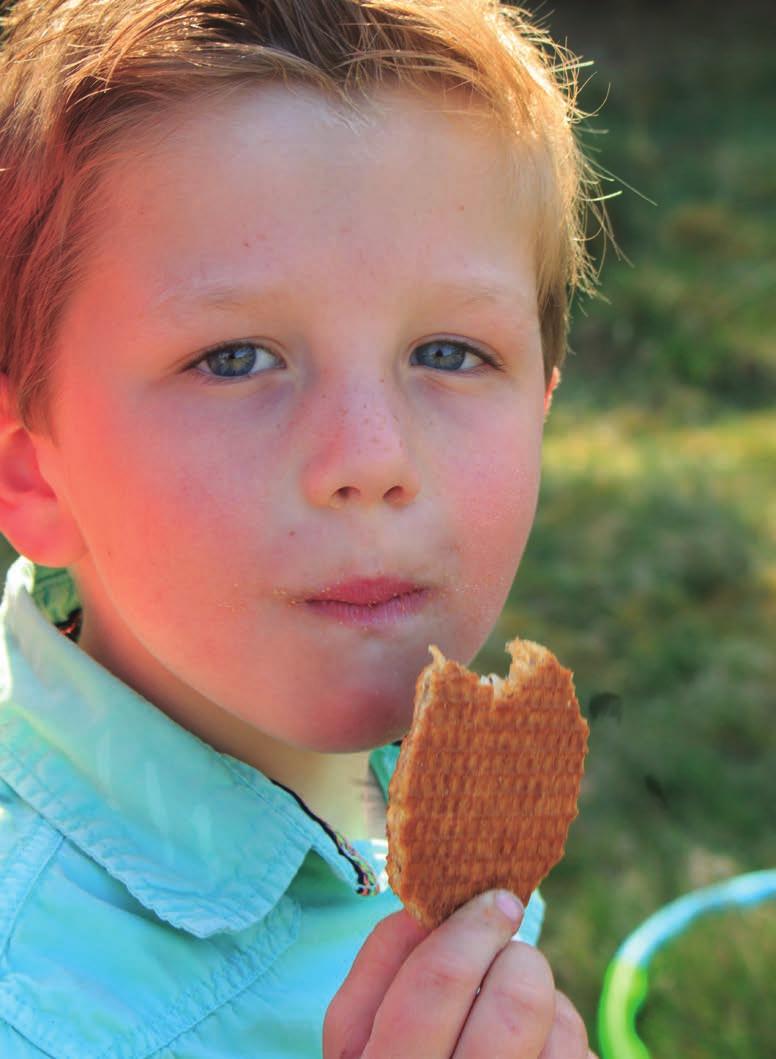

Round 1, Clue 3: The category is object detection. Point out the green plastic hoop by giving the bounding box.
[597,869,776,1059]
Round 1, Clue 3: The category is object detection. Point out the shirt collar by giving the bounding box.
[0,557,391,937]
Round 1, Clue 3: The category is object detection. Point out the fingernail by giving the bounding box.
[494,890,524,924]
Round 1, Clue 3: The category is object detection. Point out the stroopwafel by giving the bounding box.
[386,638,589,928]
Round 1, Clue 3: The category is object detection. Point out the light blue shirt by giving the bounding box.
[0,557,544,1057]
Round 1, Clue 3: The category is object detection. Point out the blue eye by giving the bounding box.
[195,342,281,379]
[411,339,488,372]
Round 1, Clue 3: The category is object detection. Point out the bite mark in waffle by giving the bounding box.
[386,639,589,928]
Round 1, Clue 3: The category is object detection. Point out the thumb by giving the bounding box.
[323,908,431,1059]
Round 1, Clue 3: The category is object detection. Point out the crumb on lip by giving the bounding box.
[306,594,403,607]
[276,585,430,608]
[306,587,425,606]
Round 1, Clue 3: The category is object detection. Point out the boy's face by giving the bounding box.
[39,82,549,754]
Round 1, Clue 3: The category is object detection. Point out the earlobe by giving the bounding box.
[543,366,561,418]
[0,376,86,567]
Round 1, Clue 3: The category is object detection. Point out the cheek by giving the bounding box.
[62,402,275,593]
[438,422,542,642]
[456,451,539,567]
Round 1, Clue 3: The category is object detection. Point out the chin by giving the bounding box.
[292,682,414,754]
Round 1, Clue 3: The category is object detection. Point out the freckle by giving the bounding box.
[242,240,251,248]
[288,530,296,537]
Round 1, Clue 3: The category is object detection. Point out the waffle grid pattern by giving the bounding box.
[387,646,589,927]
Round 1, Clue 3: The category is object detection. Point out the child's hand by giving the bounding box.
[324,890,595,1058]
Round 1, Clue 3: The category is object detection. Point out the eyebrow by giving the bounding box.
[429,279,534,315]
[150,276,535,322]
[149,282,260,317]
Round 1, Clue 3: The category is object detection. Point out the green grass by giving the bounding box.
[475,403,776,1052]
[480,4,776,1054]
[544,0,776,407]
[639,904,776,1058]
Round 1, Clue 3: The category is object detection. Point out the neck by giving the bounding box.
[263,745,384,839]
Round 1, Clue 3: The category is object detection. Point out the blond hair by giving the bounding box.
[0,0,601,432]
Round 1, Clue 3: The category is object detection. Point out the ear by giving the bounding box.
[544,366,561,418]
[0,376,86,567]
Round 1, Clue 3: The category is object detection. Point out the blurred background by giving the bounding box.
[1,0,774,1055]
[480,1,775,1054]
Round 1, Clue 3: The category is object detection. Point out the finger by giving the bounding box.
[537,991,590,1059]
[452,940,555,1058]
[361,890,524,1058]
[323,908,431,1059]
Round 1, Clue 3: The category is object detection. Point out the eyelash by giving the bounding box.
[410,339,502,374]
[189,341,281,384]
[188,337,502,383]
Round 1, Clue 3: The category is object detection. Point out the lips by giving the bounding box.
[306,577,423,607]
[300,577,431,628]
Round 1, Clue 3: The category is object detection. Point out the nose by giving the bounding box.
[299,381,421,510]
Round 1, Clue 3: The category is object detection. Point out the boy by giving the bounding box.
[0,0,598,1055]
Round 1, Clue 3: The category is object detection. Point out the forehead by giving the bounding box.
[79,81,537,319]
